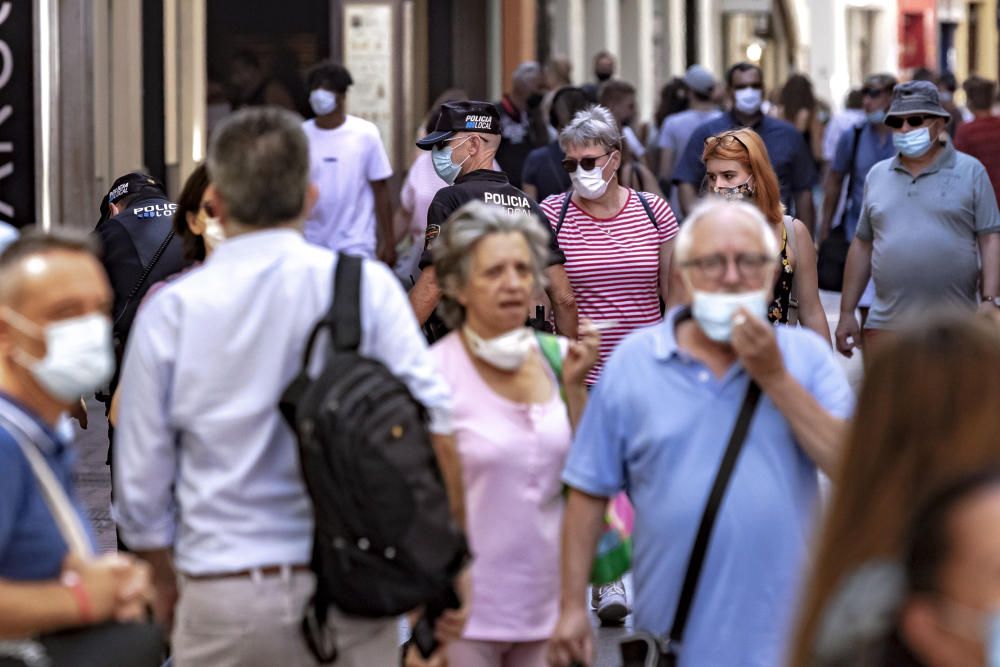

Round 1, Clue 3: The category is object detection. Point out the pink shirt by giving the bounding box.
[430,332,571,642]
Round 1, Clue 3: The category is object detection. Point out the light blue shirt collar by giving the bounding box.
[652,306,693,361]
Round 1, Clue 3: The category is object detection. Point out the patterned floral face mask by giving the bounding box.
[713,178,754,201]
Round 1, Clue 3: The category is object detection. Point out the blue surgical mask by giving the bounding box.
[690,289,769,342]
[866,109,886,124]
[309,89,337,116]
[893,127,933,158]
[431,137,470,185]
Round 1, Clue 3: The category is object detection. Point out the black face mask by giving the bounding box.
[527,93,544,109]
[596,71,612,83]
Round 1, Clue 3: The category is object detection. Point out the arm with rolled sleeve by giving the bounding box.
[112,298,179,552]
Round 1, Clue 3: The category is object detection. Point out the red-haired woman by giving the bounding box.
[701,128,830,342]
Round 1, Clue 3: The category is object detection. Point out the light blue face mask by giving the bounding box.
[866,109,886,124]
[431,137,470,185]
[893,127,933,158]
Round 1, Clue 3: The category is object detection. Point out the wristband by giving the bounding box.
[61,570,95,624]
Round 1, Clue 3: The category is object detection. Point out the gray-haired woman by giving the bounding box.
[539,104,680,623]
[429,201,599,667]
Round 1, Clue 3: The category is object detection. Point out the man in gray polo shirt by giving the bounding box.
[836,81,1000,359]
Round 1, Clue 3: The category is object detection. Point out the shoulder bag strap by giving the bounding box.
[554,192,573,238]
[666,380,762,649]
[0,414,94,558]
[331,254,363,352]
[112,230,176,329]
[635,191,660,230]
[836,125,865,230]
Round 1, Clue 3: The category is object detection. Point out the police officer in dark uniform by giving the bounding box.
[94,172,183,496]
[408,100,577,341]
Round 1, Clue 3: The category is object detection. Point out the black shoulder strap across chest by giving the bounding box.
[554,190,660,238]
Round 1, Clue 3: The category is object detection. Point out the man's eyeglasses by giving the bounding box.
[884,114,936,129]
[562,152,611,173]
[679,253,774,281]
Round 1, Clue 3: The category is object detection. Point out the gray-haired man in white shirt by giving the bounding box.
[113,107,463,667]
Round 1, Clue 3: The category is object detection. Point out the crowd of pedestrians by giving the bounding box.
[0,51,998,667]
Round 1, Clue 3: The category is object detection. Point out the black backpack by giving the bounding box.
[279,254,468,663]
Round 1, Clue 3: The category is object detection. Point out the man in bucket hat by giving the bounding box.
[836,80,1000,360]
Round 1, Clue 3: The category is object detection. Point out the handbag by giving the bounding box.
[0,413,164,667]
[816,125,864,292]
[619,381,762,667]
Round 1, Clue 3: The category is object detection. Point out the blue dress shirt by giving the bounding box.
[563,308,853,667]
[113,229,452,575]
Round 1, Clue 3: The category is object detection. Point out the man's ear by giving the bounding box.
[109,202,121,217]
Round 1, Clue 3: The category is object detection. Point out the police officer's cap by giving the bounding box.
[416,101,502,150]
[99,172,167,221]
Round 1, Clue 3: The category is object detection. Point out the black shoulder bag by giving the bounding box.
[619,381,762,667]
[817,125,863,292]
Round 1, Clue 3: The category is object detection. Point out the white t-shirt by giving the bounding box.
[302,116,393,257]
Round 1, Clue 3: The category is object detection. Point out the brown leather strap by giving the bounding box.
[184,564,311,581]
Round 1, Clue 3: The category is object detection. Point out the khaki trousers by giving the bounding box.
[172,568,399,667]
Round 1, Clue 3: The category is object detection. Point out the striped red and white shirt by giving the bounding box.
[540,189,678,384]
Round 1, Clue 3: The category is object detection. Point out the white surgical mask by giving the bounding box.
[571,154,614,200]
[2,308,115,402]
[893,127,934,158]
[203,216,225,251]
[309,89,337,116]
[463,325,535,371]
[690,289,769,342]
[733,87,763,115]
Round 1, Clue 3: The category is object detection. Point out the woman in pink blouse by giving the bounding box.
[429,201,599,667]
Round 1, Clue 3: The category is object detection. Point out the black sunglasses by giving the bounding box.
[884,114,936,129]
[732,83,763,91]
[562,151,612,173]
[861,87,889,97]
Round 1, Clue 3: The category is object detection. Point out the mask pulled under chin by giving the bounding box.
[463,325,536,371]
[690,289,769,343]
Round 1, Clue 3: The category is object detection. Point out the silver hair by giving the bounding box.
[558,105,621,152]
[207,107,310,227]
[674,199,780,264]
[512,61,542,85]
[433,201,550,329]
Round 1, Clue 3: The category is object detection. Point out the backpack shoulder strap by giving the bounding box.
[332,253,363,352]
[554,192,572,238]
[635,191,660,230]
